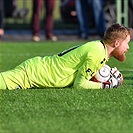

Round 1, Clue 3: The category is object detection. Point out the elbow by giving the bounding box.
[73,82,88,89]
[74,81,101,89]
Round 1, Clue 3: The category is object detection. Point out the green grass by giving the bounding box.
[0,41,133,133]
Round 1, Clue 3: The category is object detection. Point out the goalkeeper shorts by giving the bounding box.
[0,73,7,89]
[0,65,31,90]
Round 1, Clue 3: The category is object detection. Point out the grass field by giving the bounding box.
[0,40,133,133]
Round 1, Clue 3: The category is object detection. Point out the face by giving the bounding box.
[112,35,130,62]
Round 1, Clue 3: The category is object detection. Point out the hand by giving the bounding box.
[102,68,123,89]
[0,29,4,36]
[102,76,119,88]
[110,67,124,87]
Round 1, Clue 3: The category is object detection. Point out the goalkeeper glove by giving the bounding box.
[102,68,123,89]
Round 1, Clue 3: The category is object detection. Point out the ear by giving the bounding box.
[114,40,120,48]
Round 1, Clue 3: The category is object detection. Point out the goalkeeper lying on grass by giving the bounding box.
[0,23,133,90]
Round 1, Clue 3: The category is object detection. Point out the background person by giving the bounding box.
[75,0,106,39]
[31,0,57,42]
[0,0,4,37]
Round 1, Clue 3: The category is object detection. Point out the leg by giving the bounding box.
[92,0,106,36]
[75,0,84,36]
[44,0,57,41]
[1,65,31,90]
[0,73,7,89]
[31,0,43,37]
[76,0,89,39]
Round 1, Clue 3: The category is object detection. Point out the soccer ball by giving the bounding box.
[91,65,124,88]
[94,64,111,82]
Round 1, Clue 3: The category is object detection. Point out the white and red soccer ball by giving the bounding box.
[95,64,111,82]
[91,64,124,84]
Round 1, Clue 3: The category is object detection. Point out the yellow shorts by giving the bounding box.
[0,73,7,89]
[1,65,31,90]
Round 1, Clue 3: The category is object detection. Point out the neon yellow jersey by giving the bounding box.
[2,40,108,90]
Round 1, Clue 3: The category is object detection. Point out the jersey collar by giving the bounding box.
[100,40,109,62]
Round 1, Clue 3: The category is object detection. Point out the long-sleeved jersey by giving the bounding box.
[1,40,108,90]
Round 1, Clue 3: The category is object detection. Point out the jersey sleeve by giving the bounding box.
[73,72,102,89]
[73,47,106,89]
[79,51,105,80]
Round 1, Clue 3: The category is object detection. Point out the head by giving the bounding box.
[102,23,133,62]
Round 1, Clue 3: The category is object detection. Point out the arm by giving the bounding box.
[73,50,106,89]
[73,66,124,89]
[74,72,102,89]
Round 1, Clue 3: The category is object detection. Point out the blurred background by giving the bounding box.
[1,0,133,40]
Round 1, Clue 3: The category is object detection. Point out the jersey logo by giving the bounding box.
[86,68,94,76]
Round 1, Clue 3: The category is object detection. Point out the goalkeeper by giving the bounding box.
[0,23,132,90]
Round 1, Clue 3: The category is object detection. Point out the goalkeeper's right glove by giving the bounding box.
[102,76,119,89]
[102,68,123,89]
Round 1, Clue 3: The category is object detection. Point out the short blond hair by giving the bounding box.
[103,23,133,45]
